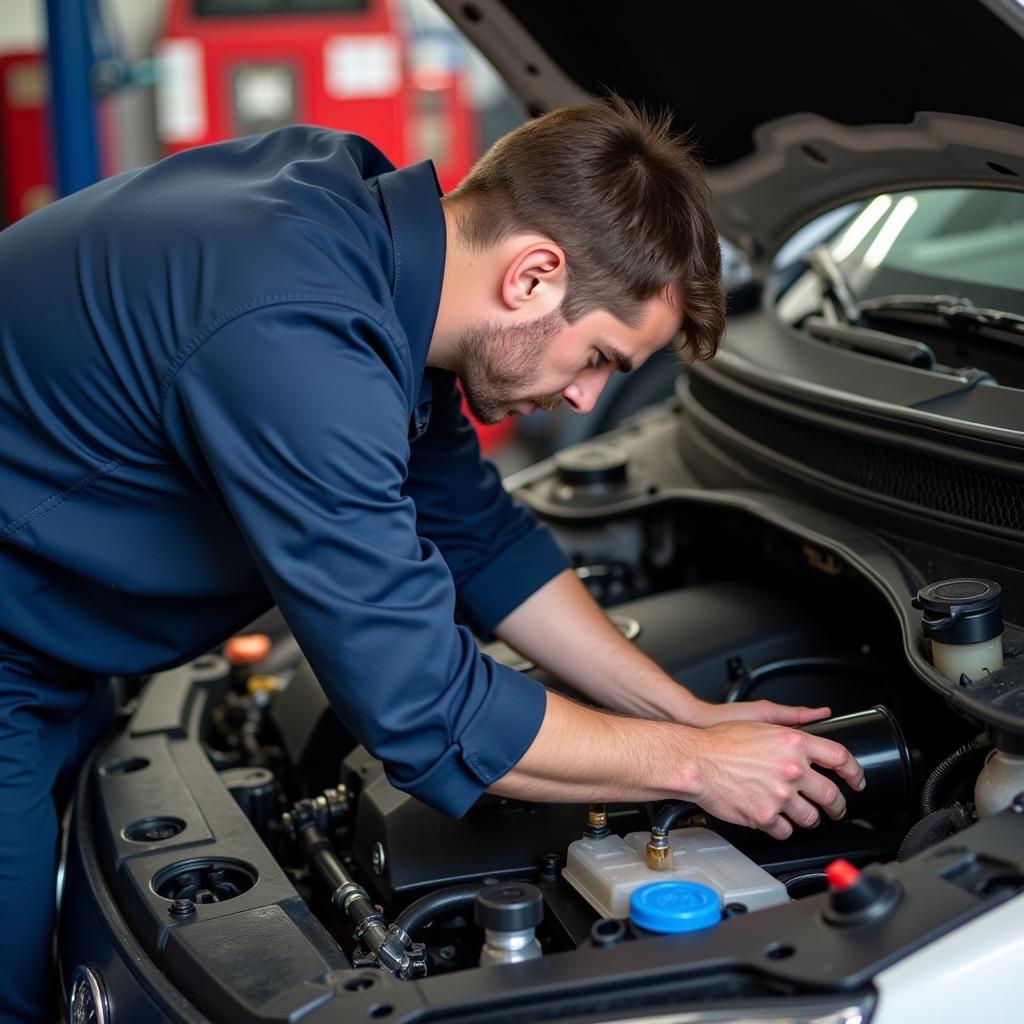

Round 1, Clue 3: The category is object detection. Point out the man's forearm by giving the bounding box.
[488,689,701,804]
[492,568,701,722]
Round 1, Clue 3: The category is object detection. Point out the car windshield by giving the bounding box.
[828,187,1024,314]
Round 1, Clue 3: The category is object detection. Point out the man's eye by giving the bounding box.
[590,351,609,370]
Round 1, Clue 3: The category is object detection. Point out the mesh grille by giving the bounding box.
[690,375,1024,534]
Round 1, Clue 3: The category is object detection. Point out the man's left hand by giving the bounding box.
[684,699,832,729]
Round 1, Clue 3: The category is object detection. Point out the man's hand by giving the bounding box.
[684,719,866,840]
[491,569,865,838]
[490,690,865,840]
[684,698,833,729]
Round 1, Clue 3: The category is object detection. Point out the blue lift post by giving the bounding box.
[44,0,103,196]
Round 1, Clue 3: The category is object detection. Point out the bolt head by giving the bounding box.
[372,841,386,876]
[169,897,195,918]
[539,853,560,880]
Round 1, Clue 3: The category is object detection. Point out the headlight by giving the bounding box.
[591,1002,870,1024]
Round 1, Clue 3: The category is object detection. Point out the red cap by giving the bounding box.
[825,859,861,891]
[224,633,271,665]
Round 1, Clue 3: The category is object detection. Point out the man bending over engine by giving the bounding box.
[0,98,863,1022]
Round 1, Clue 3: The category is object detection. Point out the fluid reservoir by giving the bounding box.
[975,750,1024,817]
[562,828,787,920]
[913,579,1004,683]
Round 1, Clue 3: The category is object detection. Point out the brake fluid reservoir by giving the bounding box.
[913,579,1004,682]
[975,750,1024,817]
[562,828,787,920]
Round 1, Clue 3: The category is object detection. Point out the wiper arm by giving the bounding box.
[859,294,1024,338]
[802,315,936,369]
[805,246,861,323]
[801,249,938,367]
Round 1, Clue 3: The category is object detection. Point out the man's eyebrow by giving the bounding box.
[604,342,634,374]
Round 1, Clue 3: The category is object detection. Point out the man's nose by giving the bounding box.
[562,374,608,415]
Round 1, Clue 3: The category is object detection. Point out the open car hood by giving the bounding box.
[435,0,1024,261]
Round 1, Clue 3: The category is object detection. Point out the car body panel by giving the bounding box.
[435,0,1024,259]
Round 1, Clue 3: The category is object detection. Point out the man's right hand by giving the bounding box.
[682,720,866,840]
[489,690,864,839]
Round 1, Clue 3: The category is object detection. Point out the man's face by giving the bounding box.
[455,292,682,426]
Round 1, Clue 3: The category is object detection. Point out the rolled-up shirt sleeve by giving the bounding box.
[161,300,546,817]
[405,372,570,634]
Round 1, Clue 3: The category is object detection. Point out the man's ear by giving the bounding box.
[500,240,567,313]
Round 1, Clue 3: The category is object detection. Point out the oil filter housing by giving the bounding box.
[802,705,914,817]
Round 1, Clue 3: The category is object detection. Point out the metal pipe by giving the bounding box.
[286,799,424,978]
[45,0,102,196]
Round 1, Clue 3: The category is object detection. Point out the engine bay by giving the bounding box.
[210,566,996,976]
[62,441,1024,1021]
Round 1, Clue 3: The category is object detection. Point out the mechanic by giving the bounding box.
[0,98,863,1022]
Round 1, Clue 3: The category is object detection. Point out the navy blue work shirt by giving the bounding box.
[0,126,569,817]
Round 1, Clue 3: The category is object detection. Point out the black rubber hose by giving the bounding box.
[920,736,990,816]
[394,883,482,938]
[898,804,975,861]
[652,801,700,835]
[724,655,899,704]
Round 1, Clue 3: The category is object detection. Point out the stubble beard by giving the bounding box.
[454,309,566,425]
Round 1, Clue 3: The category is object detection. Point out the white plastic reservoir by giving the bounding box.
[562,828,788,920]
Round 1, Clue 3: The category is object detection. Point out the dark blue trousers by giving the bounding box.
[0,638,114,1024]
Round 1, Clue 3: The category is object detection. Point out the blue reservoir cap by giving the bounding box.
[630,881,722,934]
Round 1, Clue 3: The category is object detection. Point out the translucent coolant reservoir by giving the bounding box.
[562,828,788,920]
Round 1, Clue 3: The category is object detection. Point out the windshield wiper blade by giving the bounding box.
[859,294,1024,337]
[802,315,936,369]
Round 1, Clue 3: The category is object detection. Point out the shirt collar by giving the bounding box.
[375,160,446,382]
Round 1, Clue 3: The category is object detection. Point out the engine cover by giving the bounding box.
[342,746,645,905]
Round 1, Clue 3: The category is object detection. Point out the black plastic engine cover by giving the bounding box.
[342,746,646,905]
[489,581,845,703]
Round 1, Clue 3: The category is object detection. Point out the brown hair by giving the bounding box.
[446,96,725,362]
